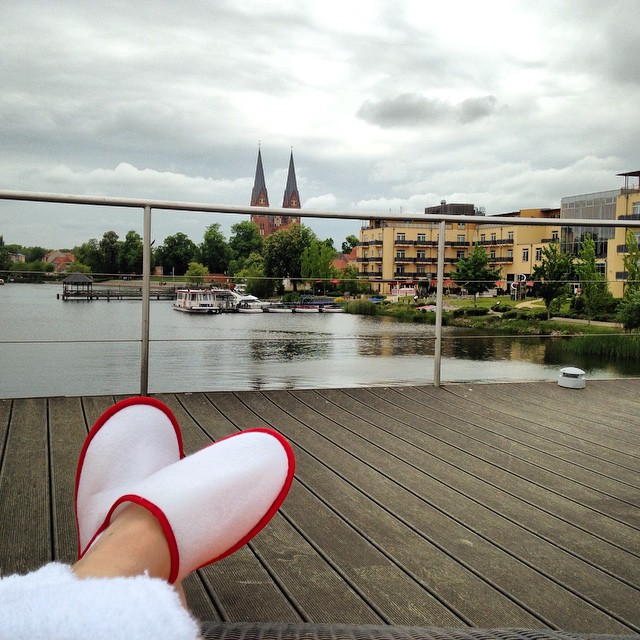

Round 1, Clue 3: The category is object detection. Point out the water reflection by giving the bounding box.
[2,284,639,399]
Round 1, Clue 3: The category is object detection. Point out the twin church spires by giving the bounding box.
[250,147,301,237]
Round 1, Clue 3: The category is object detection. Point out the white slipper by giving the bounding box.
[106,428,295,584]
[75,397,184,558]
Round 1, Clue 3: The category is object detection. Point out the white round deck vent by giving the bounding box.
[558,366,586,389]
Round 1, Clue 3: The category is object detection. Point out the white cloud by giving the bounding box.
[1,0,639,250]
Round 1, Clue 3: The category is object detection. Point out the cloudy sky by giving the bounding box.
[1,0,639,251]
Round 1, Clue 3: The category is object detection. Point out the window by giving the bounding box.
[457,234,465,243]
[457,250,465,259]
[458,223,466,229]
[535,248,542,261]
[522,248,529,262]
[552,230,559,241]
[507,231,514,241]
[633,202,640,215]
[417,266,425,274]
[490,233,497,242]
[363,250,368,258]
[480,234,486,242]
[417,233,426,242]
[417,250,425,259]
[396,265,405,275]
[507,249,513,259]
[396,250,405,259]
[489,250,496,260]
[396,233,405,242]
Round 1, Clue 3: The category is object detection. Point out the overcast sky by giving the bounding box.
[1,0,639,251]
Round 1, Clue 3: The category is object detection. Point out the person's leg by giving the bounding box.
[72,503,188,607]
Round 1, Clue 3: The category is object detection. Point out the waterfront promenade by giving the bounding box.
[0,380,638,634]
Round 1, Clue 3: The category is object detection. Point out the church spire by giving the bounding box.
[282,149,300,209]
[250,146,269,207]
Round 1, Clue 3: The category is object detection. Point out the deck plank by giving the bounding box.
[0,381,638,634]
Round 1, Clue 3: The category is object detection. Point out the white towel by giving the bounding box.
[0,563,200,640]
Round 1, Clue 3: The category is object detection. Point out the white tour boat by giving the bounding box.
[173,289,221,314]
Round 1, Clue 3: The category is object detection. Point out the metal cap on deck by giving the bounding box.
[558,366,586,389]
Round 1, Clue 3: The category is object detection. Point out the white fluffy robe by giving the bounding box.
[0,563,200,640]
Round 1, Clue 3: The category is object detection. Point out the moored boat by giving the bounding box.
[293,304,320,313]
[173,289,221,314]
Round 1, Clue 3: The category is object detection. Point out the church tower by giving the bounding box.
[250,147,301,237]
[250,147,269,207]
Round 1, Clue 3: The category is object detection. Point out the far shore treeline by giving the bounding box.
[0,223,367,298]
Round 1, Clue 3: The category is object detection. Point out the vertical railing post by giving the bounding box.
[140,205,152,395]
[433,220,446,387]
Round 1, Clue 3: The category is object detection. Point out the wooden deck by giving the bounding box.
[0,380,638,634]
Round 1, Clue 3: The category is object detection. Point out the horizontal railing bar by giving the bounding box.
[2,189,640,228]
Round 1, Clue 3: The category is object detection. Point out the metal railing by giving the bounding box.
[3,189,640,393]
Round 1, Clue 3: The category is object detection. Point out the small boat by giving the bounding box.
[293,304,320,313]
[173,289,221,314]
[320,305,344,313]
[267,305,293,313]
[237,302,264,313]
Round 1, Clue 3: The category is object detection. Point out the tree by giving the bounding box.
[155,233,197,276]
[623,229,640,298]
[25,246,48,262]
[301,238,337,285]
[228,221,263,272]
[575,234,611,323]
[185,261,209,285]
[73,239,102,273]
[450,244,501,307]
[337,264,370,295]
[68,261,92,274]
[617,290,640,330]
[199,223,229,274]
[531,242,575,319]
[235,252,274,299]
[0,236,11,271]
[263,224,316,290]
[341,235,359,254]
[118,230,144,274]
[99,231,120,275]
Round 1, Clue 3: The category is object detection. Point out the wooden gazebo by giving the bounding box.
[61,272,94,300]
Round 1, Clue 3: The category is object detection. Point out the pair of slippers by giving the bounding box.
[74,397,295,584]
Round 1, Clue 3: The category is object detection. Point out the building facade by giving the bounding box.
[358,204,561,296]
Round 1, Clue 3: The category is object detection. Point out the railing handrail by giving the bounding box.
[4,189,640,394]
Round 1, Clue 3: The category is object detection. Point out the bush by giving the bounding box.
[491,303,511,312]
[502,310,519,319]
[344,300,378,315]
[617,292,640,330]
[464,308,489,317]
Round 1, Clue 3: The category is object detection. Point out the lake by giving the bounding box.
[0,284,634,399]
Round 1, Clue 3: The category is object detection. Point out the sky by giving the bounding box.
[1,0,639,251]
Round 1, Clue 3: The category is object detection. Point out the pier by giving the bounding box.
[0,380,638,635]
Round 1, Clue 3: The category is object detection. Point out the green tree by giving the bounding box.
[341,234,359,254]
[235,252,274,299]
[199,223,229,274]
[73,239,102,273]
[0,236,11,271]
[623,229,640,298]
[531,242,575,319]
[575,234,611,323]
[155,233,197,276]
[118,230,144,274]
[450,244,501,307]
[337,264,369,295]
[99,231,121,275]
[301,238,336,285]
[25,246,48,262]
[263,224,316,290]
[185,261,209,285]
[617,290,640,330]
[68,261,92,274]
[228,221,263,274]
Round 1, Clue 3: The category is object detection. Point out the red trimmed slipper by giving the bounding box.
[75,397,184,558]
[106,428,295,584]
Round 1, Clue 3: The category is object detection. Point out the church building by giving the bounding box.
[250,147,301,237]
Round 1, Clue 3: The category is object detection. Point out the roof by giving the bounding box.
[251,148,269,207]
[282,150,301,208]
[62,272,93,284]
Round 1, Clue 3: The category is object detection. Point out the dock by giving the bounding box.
[0,380,638,635]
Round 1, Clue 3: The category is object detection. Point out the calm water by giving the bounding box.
[0,284,634,399]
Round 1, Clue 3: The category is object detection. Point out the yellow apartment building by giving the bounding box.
[561,171,640,298]
[358,204,560,296]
